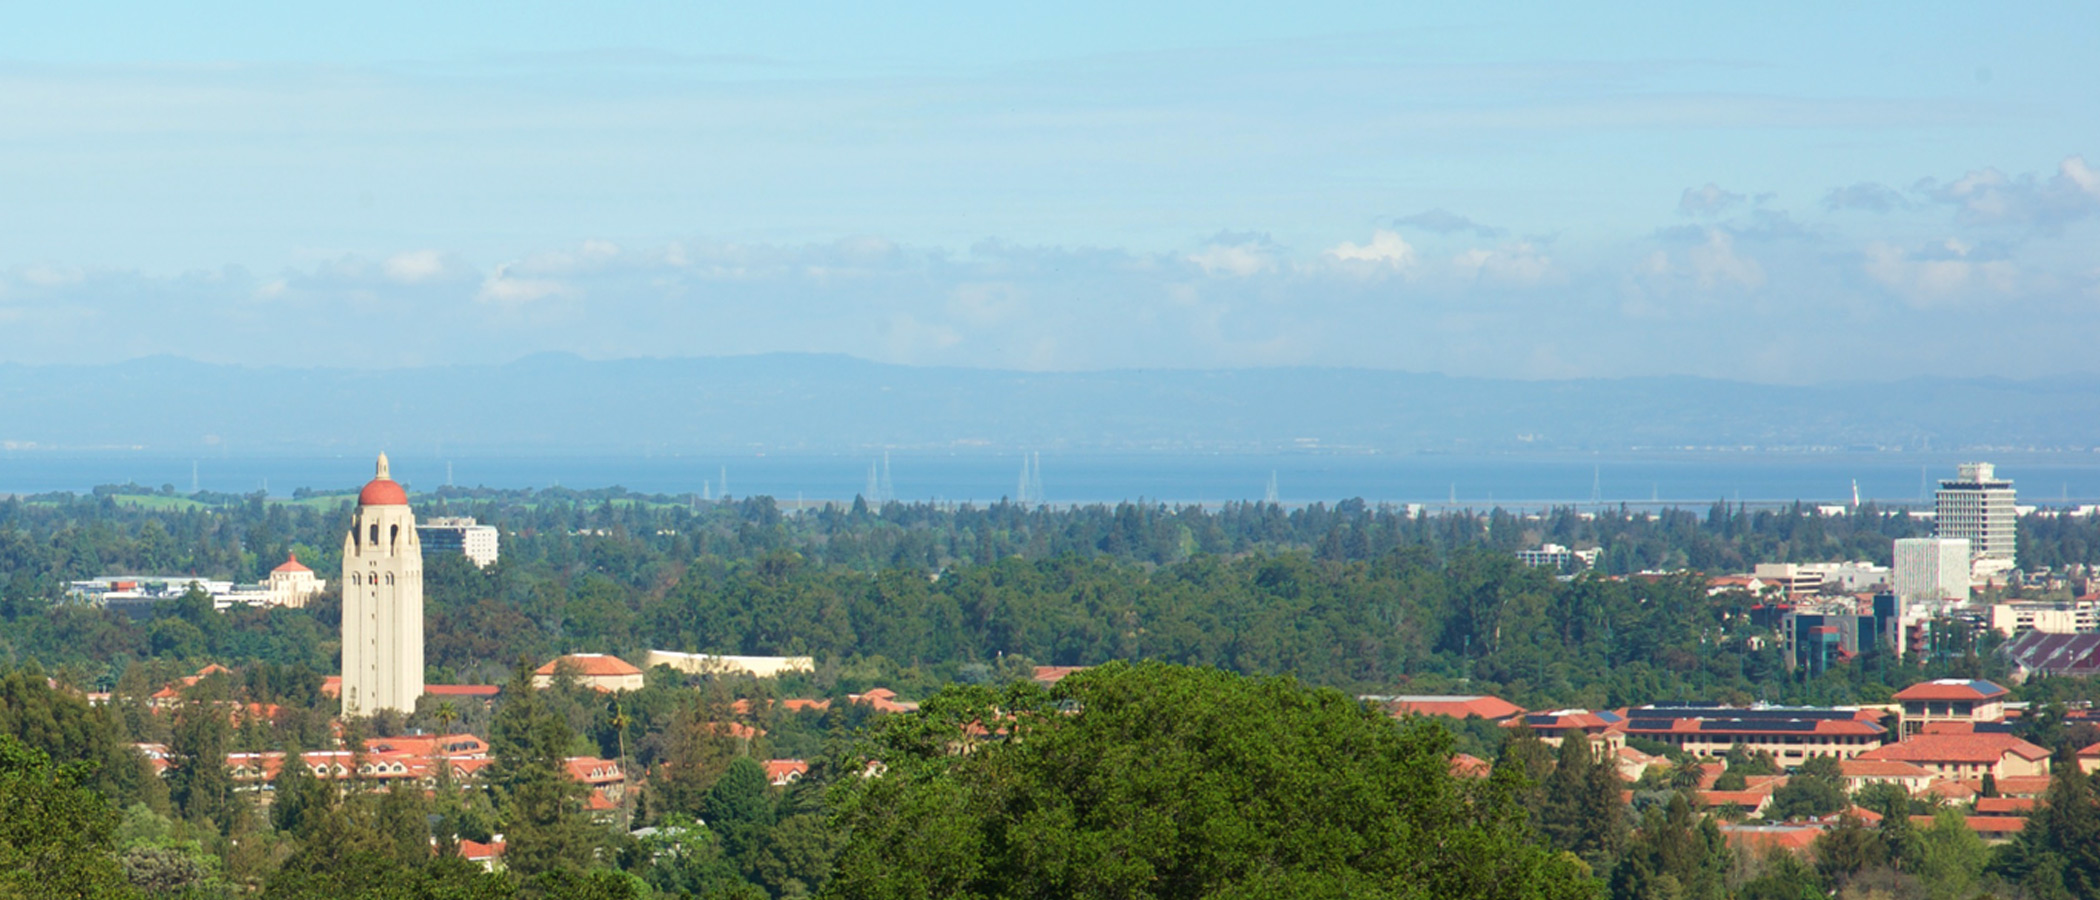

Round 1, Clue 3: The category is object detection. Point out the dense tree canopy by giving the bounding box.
[826,661,1600,900]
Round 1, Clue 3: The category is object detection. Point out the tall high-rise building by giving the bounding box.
[1893,537,1971,606]
[1935,462,2017,574]
[340,453,424,716]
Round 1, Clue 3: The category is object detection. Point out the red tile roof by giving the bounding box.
[1840,759,1936,779]
[1448,754,1491,778]
[563,757,624,785]
[1974,797,2036,815]
[1958,775,2052,798]
[764,759,810,785]
[1856,733,2049,766]
[1720,825,1821,854]
[272,552,311,573]
[1383,695,1525,721]
[535,654,643,678]
[1031,666,1090,685]
[1909,814,2026,835]
[425,684,502,698]
[1894,679,2009,702]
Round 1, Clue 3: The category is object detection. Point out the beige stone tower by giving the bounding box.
[340,453,424,716]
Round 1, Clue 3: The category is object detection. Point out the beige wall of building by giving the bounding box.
[341,454,425,717]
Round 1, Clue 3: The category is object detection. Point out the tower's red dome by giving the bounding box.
[357,452,408,505]
[359,479,408,506]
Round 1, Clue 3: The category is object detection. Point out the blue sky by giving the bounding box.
[1,2,2095,381]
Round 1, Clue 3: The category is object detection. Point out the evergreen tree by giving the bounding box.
[1768,754,1846,820]
[168,698,236,832]
[702,756,777,871]
[1540,734,1625,869]
[1609,792,1729,900]
[1809,811,1887,886]
[489,663,601,879]
[1989,745,2100,899]
[1734,846,1822,900]
[826,662,1600,900]
[0,732,132,899]
[1914,807,1989,900]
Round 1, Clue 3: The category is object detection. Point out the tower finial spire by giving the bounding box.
[377,452,391,480]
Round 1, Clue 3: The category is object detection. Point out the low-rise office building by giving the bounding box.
[1619,703,1889,761]
[418,517,500,568]
[1893,679,2010,736]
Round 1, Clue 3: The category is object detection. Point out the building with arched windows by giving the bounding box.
[340,453,424,716]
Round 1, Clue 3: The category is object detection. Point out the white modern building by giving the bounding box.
[1516,543,1600,573]
[1893,537,1972,607]
[1936,463,2017,576]
[418,516,500,568]
[1988,600,2100,637]
[69,551,325,610]
[341,454,425,717]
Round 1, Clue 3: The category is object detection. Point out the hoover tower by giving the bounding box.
[340,453,424,716]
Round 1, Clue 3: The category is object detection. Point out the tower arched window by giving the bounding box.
[350,572,361,586]
[370,524,380,545]
[390,524,399,547]
[384,573,394,586]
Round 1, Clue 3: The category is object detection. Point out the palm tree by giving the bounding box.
[433,700,460,734]
[609,700,635,828]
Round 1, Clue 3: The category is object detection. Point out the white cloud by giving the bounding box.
[476,264,573,305]
[1685,230,1765,289]
[1862,239,2018,306]
[382,250,453,284]
[1187,243,1273,277]
[1452,242,1554,285]
[1918,155,2100,228]
[1324,230,1417,273]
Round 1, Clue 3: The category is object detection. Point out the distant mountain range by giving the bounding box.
[0,354,2095,456]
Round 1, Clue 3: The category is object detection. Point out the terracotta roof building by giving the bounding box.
[1620,703,1888,762]
[1854,733,2050,780]
[1894,679,2010,736]
[1367,694,1524,722]
[765,759,810,786]
[533,654,645,692]
[1511,709,1625,752]
[1839,758,1937,794]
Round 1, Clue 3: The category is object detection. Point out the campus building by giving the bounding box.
[1618,703,1889,761]
[1894,537,1971,607]
[340,454,425,716]
[1936,463,2017,576]
[418,517,500,568]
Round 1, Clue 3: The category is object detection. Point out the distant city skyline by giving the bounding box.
[1,3,2096,381]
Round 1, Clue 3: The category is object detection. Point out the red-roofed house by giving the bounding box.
[1719,824,1820,856]
[849,688,917,714]
[1373,694,1524,723]
[1031,666,1090,686]
[1840,758,1937,794]
[1855,733,2049,780]
[459,838,505,872]
[564,756,627,815]
[765,759,810,786]
[1510,709,1626,753]
[2080,741,2100,774]
[1895,679,2010,735]
[1974,796,2037,815]
[1448,754,1491,779]
[533,654,645,692]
